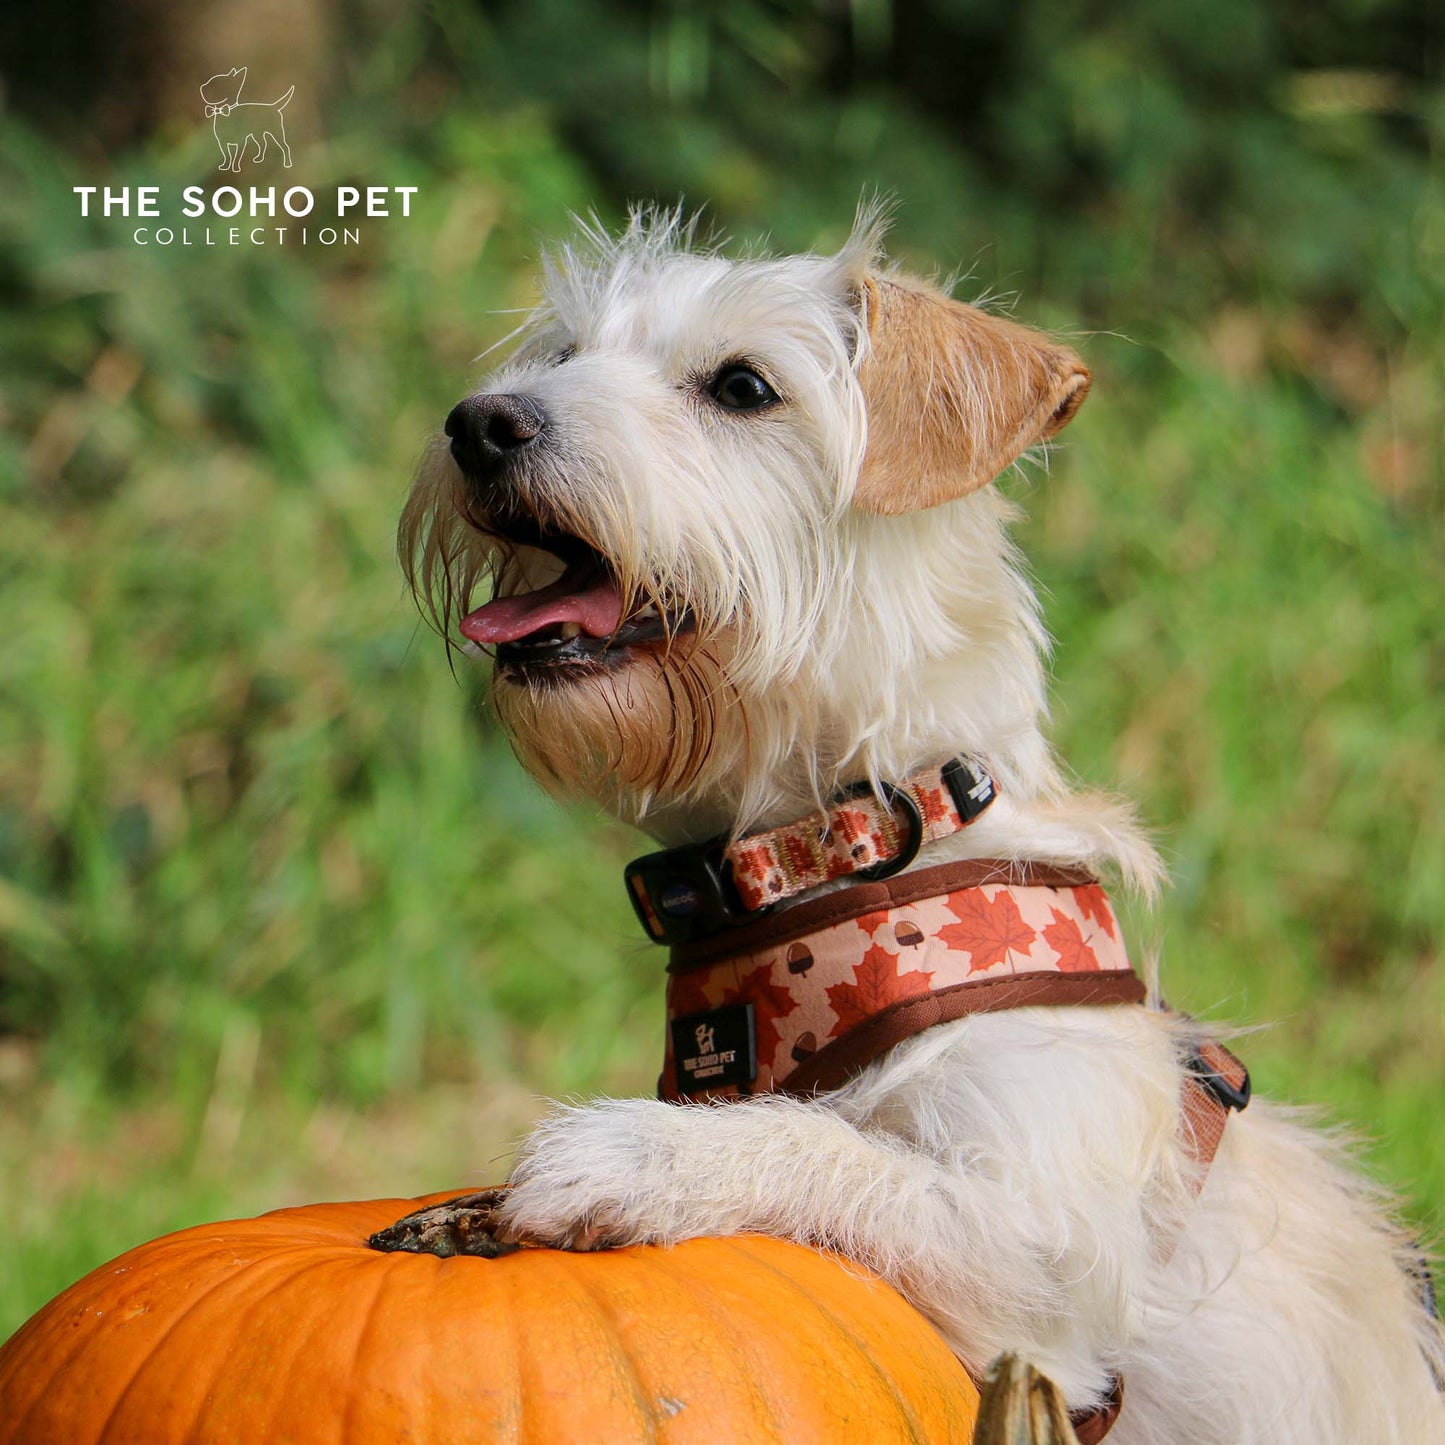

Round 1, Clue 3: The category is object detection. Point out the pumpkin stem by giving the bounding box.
[974,1353,1083,1445]
[367,1189,520,1258]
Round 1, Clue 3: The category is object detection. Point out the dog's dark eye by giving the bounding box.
[709,364,779,411]
[555,345,576,366]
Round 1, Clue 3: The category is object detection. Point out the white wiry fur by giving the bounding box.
[402,207,1444,1441]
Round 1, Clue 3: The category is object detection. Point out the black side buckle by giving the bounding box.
[625,837,755,946]
[1186,1044,1252,1113]
[942,757,996,823]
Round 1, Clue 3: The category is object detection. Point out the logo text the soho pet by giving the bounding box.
[71,68,418,249]
[73,184,418,248]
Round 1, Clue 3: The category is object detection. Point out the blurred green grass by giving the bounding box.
[1,1,1441,1337]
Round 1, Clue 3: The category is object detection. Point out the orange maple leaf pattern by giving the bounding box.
[937,888,1037,973]
[661,881,1132,1098]
[914,782,953,827]
[1041,910,1101,973]
[728,842,781,903]
[826,941,935,1037]
[666,968,719,1022]
[1074,884,1117,940]
[721,972,797,1070]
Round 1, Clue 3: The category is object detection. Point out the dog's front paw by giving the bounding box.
[497,1098,718,1251]
[368,1188,518,1257]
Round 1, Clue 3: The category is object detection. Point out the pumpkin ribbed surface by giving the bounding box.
[0,1192,980,1443]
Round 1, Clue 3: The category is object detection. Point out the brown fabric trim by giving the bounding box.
[778,970,1147,1095]
[1181,1079,1227,1188]
[1071,1374,1125,1444]
[668,858,1098,971]
[1180,1040,1249,1195]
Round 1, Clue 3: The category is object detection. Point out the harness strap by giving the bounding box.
[1180,1037,1251,1196]
[1072,1377,1124,1444]
[781,969,1148,1094]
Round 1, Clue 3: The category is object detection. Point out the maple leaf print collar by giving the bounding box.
[625,758,998,947]
[658,857,1145,1101]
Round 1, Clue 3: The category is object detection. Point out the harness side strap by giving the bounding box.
[1071,1375,1125,1444]
[1180,1038,1251,1192]
[780,970,1148,1096]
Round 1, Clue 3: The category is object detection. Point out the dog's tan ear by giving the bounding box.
[853,275,1090,515]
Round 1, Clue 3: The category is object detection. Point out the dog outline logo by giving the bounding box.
[694,1022,715,1056]
[199,67,294,172]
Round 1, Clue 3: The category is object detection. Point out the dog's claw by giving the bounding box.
[973,1353,1081,1445]
[367,1188,520,1258]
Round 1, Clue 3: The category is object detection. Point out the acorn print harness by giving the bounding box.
[659,859,1143,1099]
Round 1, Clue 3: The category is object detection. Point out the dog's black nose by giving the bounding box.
[444,394,546,479]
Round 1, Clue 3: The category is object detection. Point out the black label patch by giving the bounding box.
[671,1003,756,1095]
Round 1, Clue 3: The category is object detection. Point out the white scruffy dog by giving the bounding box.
[399,208,1444,1442]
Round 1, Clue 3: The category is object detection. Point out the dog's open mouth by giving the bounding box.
[459,516,694,679]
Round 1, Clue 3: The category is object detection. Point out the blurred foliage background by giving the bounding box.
[0,0,1441,1333]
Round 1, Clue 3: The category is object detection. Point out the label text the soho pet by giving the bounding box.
[73,186,419,218]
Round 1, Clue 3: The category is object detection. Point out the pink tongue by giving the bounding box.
[460,560,625,645]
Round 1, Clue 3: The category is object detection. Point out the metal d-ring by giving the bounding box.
[854,782,925,882]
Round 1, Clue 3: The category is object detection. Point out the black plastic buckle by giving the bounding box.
[1186,1045,1252,1113]
[942,757,996,823]
[624,837,753,946]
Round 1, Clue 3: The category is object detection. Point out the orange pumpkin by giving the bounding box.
[0,1191,980,1443]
